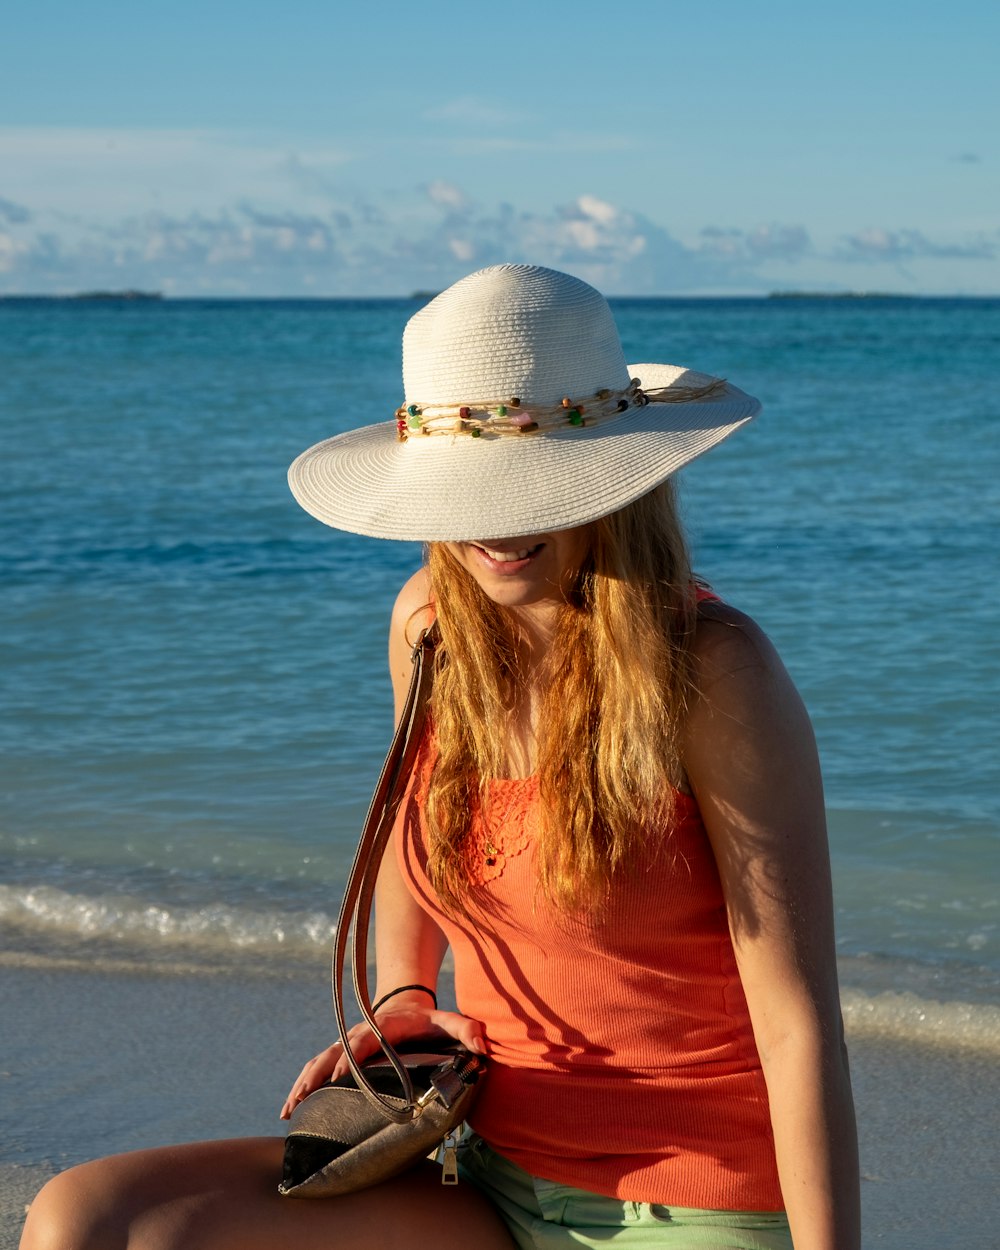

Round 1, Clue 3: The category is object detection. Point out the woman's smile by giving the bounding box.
[467,541,545,574]
[444,526,590,616]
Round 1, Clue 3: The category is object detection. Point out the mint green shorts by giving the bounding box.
[457,1135,792,1250]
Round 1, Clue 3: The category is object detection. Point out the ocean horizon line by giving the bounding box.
[3,290,999,304]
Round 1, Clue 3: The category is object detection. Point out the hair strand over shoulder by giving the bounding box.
[423,480,698,917]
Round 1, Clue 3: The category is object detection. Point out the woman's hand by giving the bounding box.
[279,998,487,1120]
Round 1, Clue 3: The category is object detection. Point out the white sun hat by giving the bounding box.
[288,264,760,542]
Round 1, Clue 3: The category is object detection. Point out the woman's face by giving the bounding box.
[443,526,591,616]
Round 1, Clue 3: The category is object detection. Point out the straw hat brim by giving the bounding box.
[288,364,759,542]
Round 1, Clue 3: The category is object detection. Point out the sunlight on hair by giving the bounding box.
[424,481,698,916]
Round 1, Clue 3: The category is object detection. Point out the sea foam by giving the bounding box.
[0,882,335,958]
[2,883,998,1056]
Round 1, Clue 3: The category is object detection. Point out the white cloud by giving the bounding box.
[838,227,995,262]
[0,190,731,294]
[565,218,601,251]
[699,228,743,258]
[745,224,811,259]
[845,227,894,256]
[700,224,812,262]
[0,179,995,297]
[426,181,467,211]
[0,231,31,272]
[576,195,618,227]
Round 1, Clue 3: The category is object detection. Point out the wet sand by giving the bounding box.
[1,959,998,1249]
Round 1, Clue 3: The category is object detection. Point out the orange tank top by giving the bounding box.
[396,743,784,1210]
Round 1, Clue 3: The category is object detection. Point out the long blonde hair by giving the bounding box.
[424,480,697,915]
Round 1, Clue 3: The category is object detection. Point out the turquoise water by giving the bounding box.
[1,296,998,999]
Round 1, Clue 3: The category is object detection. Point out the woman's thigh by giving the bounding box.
[20,1136,518,1250]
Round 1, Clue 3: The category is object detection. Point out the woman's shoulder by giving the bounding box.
[689,598,793,709]
[391,568,435,636]
[684,593,816,791]
[388,569,435,700]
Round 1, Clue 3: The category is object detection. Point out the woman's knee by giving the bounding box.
[19,1138,288,1250]
[20,1160,130,1250]
[19,1154,208,1250]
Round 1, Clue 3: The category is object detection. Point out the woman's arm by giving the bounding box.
[373,568,448,1006]
[281,571,484,1118]
[682,605,860,1250]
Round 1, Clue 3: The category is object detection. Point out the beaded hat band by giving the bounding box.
[288,265,760,543]
[395,377,728,441]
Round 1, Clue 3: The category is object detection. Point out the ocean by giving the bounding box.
[2,294,998,1028]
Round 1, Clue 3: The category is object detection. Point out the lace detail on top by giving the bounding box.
[466,776,539,885]
[410,741,539,886]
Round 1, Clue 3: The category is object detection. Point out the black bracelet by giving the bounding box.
[371,983,438,1013]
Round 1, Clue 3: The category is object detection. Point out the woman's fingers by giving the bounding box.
[280,1040,346,1118]
[279,1021,386,1116]
[325,1009,487,1079]
[279,1010,488,1118]
[431,1009,488,1056]
[328,1024,386,1081]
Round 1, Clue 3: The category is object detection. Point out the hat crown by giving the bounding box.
[403,264,630,405]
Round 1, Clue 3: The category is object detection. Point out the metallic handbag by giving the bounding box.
[279,627,487,1197]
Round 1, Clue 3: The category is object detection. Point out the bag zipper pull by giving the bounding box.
[440,1131,459,1185]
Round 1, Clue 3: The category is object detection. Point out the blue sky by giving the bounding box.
[1,0,997,295]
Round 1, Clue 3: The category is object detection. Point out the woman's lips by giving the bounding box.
[469,541,543,573]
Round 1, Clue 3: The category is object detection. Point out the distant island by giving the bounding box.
[73,289,163,301]
[0,289,163,302]
[767,290,915,300]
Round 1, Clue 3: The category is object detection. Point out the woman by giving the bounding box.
[21,265,859,1250]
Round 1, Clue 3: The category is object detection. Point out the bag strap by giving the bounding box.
[330,625,438,1123]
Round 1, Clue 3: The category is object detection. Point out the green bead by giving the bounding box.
[406,404,419,416]
[568,409,583,426]
[497,404,507,417]
[408,413,422,430]
[471,427,481,438]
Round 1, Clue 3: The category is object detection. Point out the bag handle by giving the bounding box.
[330,625,438,1123]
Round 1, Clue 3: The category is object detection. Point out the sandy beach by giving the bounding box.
[1,956,998,1249]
